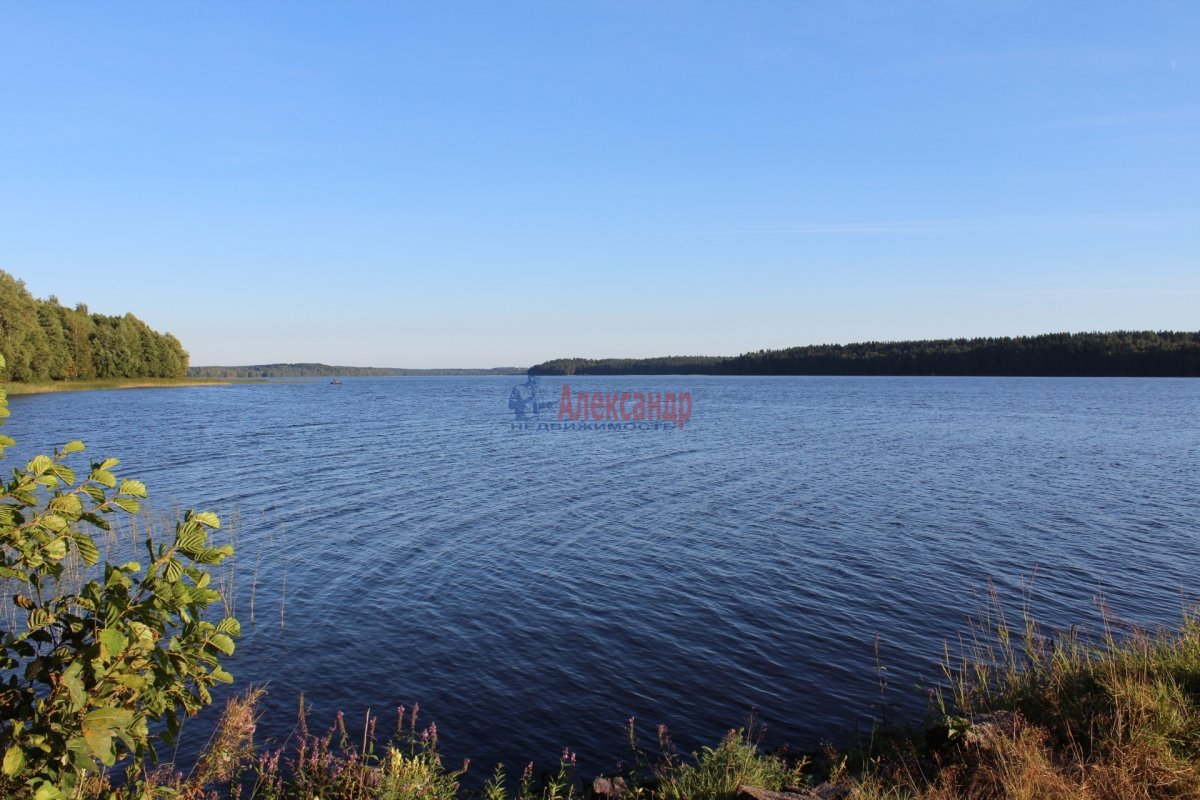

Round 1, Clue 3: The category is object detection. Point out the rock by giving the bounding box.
[592,776,630,799]
[926,710,1024,752]
[961,711,1023,750]
[811,783,849,800]
[736,784,833,800]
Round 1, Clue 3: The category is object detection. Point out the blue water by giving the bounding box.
[5,376,1199,776]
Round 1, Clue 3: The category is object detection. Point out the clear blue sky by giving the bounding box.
[1,2,1196,368]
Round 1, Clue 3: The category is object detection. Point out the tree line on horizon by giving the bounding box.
[532,332,1200,377]
[0,270,188,382]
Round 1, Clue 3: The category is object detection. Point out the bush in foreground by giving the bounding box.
[0,354,238,798]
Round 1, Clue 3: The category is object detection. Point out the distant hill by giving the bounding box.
[532,331,1200,377]
[188,363,526,378]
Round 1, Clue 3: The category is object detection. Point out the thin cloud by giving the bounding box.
[718,212,1199,236]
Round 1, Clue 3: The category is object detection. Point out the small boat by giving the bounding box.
[330,379,343,385]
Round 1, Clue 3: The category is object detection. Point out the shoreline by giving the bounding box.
[2,377,244,396]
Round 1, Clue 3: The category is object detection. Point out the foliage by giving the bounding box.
[830,593,1200,799]
[0,353,238,798]
[532,331,1200,377]
[240,702,471,800]
[653,727,800,800]
[921,593,1200,798]
[530,356,726,377]
[0,270,188,382]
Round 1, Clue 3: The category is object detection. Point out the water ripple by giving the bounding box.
[4,376,1198,775]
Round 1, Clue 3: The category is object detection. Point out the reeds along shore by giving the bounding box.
[61,593,1200,800]
[2,378,233,395]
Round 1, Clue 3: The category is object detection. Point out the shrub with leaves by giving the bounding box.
[0,354,239,799]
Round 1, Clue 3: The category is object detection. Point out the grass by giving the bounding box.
[2,377,239,395]
[69,593,1200,800]
[651,727,803,800]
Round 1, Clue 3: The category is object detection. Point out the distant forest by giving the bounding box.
[532,332,1200,377]
[0,270,188,382]
[188,364,526,378]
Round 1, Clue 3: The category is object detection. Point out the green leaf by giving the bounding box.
[129,621,157,650]
[81,726,114,766]
[90,469,116,488]
[191,510,221,529]
[3,745,25,777]
[28,608,56,630]
[10,488,37,505]
[118,479,147,498]
[80,511,111,531]
[81,707,134,766]
[49,494,83,517]
[164,558,184,583]
[42,537,67,560]
[66,737,95,774]
[176,527,206,554]
[113,673,147,691]
[112,496,140,514]
[49,464,76,484]
[99,628,128,660]
[62,662,86,709]
[34,781,65,800]
[194,546,231,564]
[62,440,86,454]
[26,454,54,476]
[209,633,236,656]
[73,534,100,566]
[39,514,69,533]
[97,458,120,471]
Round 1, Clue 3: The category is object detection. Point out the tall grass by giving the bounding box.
[75,592,1200,800]
[922,590,1200,799]
[652,727,803,800]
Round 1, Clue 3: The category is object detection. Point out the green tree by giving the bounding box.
[0,354,238,798]
[35,303,72,382]
[0,273,52,382]
[159,334,187,379]
[61,307,96,381]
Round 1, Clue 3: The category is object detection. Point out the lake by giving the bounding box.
[5,376,1199,778]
